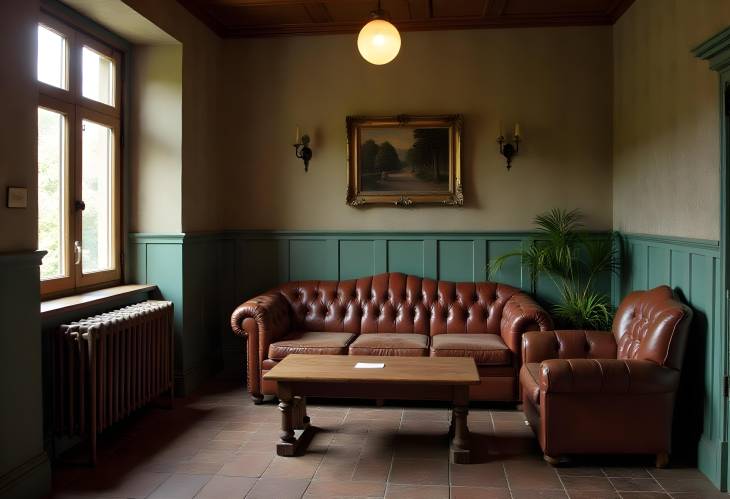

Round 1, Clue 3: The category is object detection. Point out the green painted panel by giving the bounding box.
[146,243,184,369]
[487,240,523,289]
[473,240,488,282]
[128,243,147,283]
[340,240,374,280]
[0,252,50,498]
[438,240,474,282]
[373,240,387,274]
[691,254,716,437]
[424,240,438,280]
[670,250,691,295]
[387,240,424,277]
[630,242,648,292]
[290,239,335,281]
[535,274,562,306]
[237,239,284,298]
[621,233,722,489]
[648,246,671,288]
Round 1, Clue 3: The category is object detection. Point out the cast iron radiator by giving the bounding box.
[52,300,174,464]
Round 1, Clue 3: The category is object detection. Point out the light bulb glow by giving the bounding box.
[357,18,401,65]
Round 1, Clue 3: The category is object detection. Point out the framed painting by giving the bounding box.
[346,114,463,207]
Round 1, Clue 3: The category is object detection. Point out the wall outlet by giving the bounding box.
[7,187,28,208]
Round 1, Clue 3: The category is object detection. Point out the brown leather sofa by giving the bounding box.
[519,286,692,467]
[231,272,553,403]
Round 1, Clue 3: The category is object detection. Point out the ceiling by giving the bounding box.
[178,0,635,38]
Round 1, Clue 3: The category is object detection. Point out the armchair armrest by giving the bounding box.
[230,291,292,401]
[500,292,554,355]
[522,330,617,364]
[539,358,680,395]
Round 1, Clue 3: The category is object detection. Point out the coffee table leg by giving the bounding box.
[293,396,310,429]
[450,386,471,464]
[277,383,297,456]
[276,384,315,457]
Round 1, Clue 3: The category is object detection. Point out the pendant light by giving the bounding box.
[357,1,401,65]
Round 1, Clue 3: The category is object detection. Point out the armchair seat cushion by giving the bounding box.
[520,362,542,405]
[349,333,428,357]
[268,331,356,360]
[431,334,512,366]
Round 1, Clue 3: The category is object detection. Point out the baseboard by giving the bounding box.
[697,434,727,491]
[0,452,51,499]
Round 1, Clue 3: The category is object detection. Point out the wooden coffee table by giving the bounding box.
[262,354,480,464]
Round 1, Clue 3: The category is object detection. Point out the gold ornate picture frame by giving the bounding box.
[346,114,463,207]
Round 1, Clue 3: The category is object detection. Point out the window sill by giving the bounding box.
[41,284,158,319]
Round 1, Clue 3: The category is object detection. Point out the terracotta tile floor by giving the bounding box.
[50,380,723,499]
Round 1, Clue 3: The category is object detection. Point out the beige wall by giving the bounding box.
[129,44,183,233]
[0,0,38,251]
[219,27,613,231]
[613,0,730,241]
[122,0,223,232]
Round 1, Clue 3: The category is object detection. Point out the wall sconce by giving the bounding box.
[293,127,313,172]
[497,122,521,170]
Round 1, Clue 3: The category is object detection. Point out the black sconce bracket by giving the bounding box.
[497,135,520,170]
[294,134,313,172]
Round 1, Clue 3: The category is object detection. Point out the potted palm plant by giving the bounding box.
[489,209,619,330]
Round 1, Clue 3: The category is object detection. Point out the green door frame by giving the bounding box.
[695,27,730,491]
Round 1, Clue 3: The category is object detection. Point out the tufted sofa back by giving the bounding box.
[277,272,522,336]
[612,286,693,369]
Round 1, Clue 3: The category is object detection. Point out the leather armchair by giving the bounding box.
[232,272,553,403]
[519,286,692,467]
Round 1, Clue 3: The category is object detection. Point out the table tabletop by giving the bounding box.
[263,354,480,385]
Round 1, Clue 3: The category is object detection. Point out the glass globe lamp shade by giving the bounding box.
[357,18,401,65]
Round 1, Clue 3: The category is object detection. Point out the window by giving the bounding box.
[38,15,122,296]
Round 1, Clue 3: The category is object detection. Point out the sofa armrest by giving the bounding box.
[231,292,291,339]
[539,358,680,395]
[522,330,617,364]
[230,292,292,400]
[500,293,554,355]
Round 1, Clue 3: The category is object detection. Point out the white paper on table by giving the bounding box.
[354,362,385,369]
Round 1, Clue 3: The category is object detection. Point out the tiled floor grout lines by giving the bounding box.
[553,463,571,498]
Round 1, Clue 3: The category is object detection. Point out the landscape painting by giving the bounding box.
[360,127,449,192]
[346,115,463,206]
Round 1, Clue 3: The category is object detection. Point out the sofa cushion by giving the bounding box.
[348,333,428,357]
[520,362,542,406]
[430,334,511,366]
[268,331,356,360]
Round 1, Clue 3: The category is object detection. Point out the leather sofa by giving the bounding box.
[519,286,692,467]
[231,272,553,403]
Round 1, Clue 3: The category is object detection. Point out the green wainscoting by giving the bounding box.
[128,234,227,395]
[619,233,724,489]
[0,252,50,499]
[227,231,572,302]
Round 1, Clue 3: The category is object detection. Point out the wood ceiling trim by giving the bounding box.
[484,0,507,17]
[606,0,635,22]
[223,14,617,38]
[178,0,635,38]
[178,0,227,36]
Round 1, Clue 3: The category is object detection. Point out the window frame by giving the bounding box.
[38,14,124,298]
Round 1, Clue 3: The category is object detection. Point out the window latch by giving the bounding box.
[75,200,86,211]
[74,241,82,265]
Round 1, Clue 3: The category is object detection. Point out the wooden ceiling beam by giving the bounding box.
[177,0,637,38]
[483,0,508,17]
[202,0,372,6]
[606,0,635,22]
[304,2,333,23]
[223,13,615,37]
